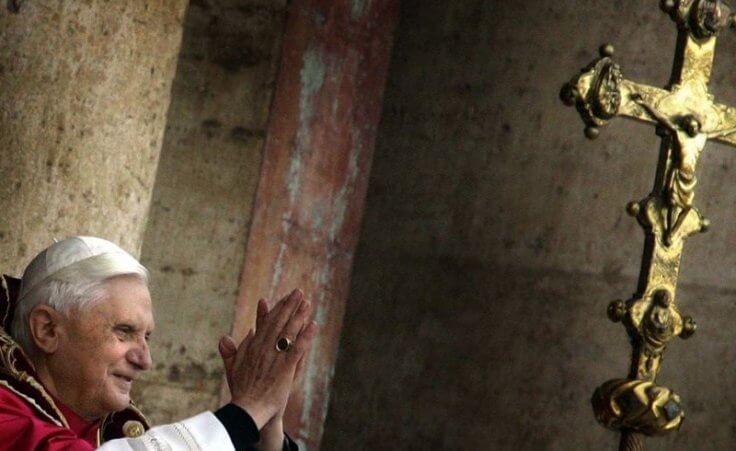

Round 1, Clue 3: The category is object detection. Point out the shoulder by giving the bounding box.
[0,385,94,451]
[0,384,61,431]
[0,383,33,410]
[0,383,67,427]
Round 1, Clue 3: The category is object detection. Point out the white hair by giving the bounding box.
[11,252,149,354]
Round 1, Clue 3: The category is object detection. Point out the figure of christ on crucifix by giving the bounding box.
[630,93,736,244]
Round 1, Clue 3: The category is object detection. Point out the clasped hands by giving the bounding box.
[218,289,317,450]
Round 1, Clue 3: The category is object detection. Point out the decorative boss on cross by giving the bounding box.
[561,0,736,450]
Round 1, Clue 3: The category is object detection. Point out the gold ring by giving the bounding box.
[276,336,294,352]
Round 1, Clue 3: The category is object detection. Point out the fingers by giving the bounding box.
[295,354,306,375]
[262,290,295,324]
[280,298,312,352]
[255,298,269,332]
[294,322,317,375]
[251,291,294,345]
[231,328,255,373]
[234,289,312,371]
[258,289,304,350]
[231,290,306,373]
[286,320,317,366]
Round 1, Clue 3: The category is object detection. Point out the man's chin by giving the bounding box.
[106,382,133,409]
[103,395,132,414]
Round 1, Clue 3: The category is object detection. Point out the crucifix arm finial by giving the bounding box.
[559,45,624,140]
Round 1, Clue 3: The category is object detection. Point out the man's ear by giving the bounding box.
[28,305,62,354]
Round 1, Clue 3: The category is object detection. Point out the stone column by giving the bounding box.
[0,0,188,268]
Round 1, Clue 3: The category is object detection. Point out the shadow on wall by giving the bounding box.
[323,0,736,450]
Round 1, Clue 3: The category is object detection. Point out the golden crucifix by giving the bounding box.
[561,1,736,450]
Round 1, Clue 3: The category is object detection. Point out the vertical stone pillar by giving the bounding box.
[0,0,188,267]
[228,0,399,448]
[135,1,290,425]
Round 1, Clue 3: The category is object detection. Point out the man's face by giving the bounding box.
[50,275,154,419]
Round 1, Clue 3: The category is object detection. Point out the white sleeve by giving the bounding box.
[96,411,235,451]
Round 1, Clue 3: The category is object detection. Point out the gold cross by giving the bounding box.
[561,0,736,447]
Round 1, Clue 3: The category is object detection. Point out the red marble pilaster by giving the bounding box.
[227,0,399,448]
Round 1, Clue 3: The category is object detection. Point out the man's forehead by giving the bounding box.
[81,278,155,329]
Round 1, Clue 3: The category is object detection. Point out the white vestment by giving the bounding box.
[98,412,235,451]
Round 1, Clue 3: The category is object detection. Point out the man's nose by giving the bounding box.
[128,340,153,371]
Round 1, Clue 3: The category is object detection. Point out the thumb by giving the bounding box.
[218,335,237,359]
[218,335,237,388]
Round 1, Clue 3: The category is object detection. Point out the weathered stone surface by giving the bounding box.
[134,0,288,425]
[0,1,188,263]
[324,1,736,449]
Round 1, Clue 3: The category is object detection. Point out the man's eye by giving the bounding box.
[115,325,133,335]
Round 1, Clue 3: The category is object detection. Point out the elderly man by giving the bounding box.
[0,236,316,450]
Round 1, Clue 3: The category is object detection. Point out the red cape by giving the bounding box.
[0,384,98,450]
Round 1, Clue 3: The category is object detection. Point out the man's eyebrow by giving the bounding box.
[114,322,151,332]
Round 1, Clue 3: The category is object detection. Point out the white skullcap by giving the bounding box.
[19,236,140,300]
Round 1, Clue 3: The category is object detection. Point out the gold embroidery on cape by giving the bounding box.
[1,276,12,329]
[0,328,68,428]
